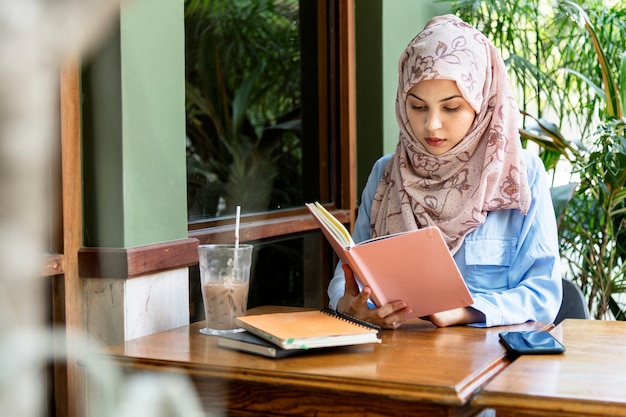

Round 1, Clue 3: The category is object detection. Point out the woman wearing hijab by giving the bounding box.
[328,15,562,328]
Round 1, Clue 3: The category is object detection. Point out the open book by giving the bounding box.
[235,309,382,350]
[306,202,473,319]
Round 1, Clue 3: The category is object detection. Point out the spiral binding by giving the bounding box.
[321,308,383,338]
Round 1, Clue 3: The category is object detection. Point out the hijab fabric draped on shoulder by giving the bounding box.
[370,14,531,254]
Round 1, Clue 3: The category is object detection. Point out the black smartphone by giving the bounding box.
[499,330,565,355]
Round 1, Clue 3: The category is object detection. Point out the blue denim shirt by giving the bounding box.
[328,150,562,327]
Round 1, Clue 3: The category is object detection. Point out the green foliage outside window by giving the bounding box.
[445,0,626,319]
[185,0,303,220]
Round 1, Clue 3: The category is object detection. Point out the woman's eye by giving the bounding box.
[445,106,461,112]
[411,105,426,111]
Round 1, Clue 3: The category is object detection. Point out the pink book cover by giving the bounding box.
[306,203,473,319]
[347,227,473,319]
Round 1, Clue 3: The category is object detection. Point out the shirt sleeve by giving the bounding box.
[458,151,563,327]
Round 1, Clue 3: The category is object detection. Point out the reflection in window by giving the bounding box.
[185,0,303,221]
[189,234,325,321]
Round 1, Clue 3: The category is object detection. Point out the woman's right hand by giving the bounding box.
[336,264,413,329]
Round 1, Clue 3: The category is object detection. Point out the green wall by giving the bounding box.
[82,0,187,248]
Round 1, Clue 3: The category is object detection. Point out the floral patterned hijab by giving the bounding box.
[370,15,531,254]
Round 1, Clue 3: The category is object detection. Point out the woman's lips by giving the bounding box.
[425,137,445,147]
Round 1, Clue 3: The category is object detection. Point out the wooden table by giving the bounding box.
[472,319,626,417]
[104,307,548,417]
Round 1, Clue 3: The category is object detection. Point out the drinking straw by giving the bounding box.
[235,205,241,249]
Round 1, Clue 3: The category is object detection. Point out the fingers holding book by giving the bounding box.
[337,264,413,329]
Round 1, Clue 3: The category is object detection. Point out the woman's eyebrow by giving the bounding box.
[408,93,462,102]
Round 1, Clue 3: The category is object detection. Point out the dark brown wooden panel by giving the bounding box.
[79,238,199,278]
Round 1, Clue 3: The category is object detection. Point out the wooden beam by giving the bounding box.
[339,0,356,228]
[55,57,84,417]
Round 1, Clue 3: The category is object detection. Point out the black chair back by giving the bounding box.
[554,278,590,325]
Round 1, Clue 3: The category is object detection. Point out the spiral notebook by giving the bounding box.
[235,309,382,350]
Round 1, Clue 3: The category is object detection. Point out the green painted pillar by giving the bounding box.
[82,0,187,248]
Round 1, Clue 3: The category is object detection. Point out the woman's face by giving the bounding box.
[405,79,476,155]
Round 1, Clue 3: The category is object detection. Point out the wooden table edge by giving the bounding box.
[105,351,475,406]
[472,391,626,417]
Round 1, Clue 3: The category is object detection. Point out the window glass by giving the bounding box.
[188,233,325,322]
[185,0,330,309]
[185,0,303,221]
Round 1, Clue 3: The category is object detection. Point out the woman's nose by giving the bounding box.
[425,111,443,131]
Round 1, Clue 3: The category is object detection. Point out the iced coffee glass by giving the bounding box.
[198,244,253,335]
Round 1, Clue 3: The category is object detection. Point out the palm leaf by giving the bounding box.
[621,51,626,115]
[561,68,605,101]
[232,64,265,142]
[519,110,581,162]
[561,1,623,119]
[551,183,578,228]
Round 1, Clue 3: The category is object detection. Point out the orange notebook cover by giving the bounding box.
[306,202,473,319]
[235,309,381,350]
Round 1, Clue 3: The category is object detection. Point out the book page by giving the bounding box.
[307,202,355,248]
